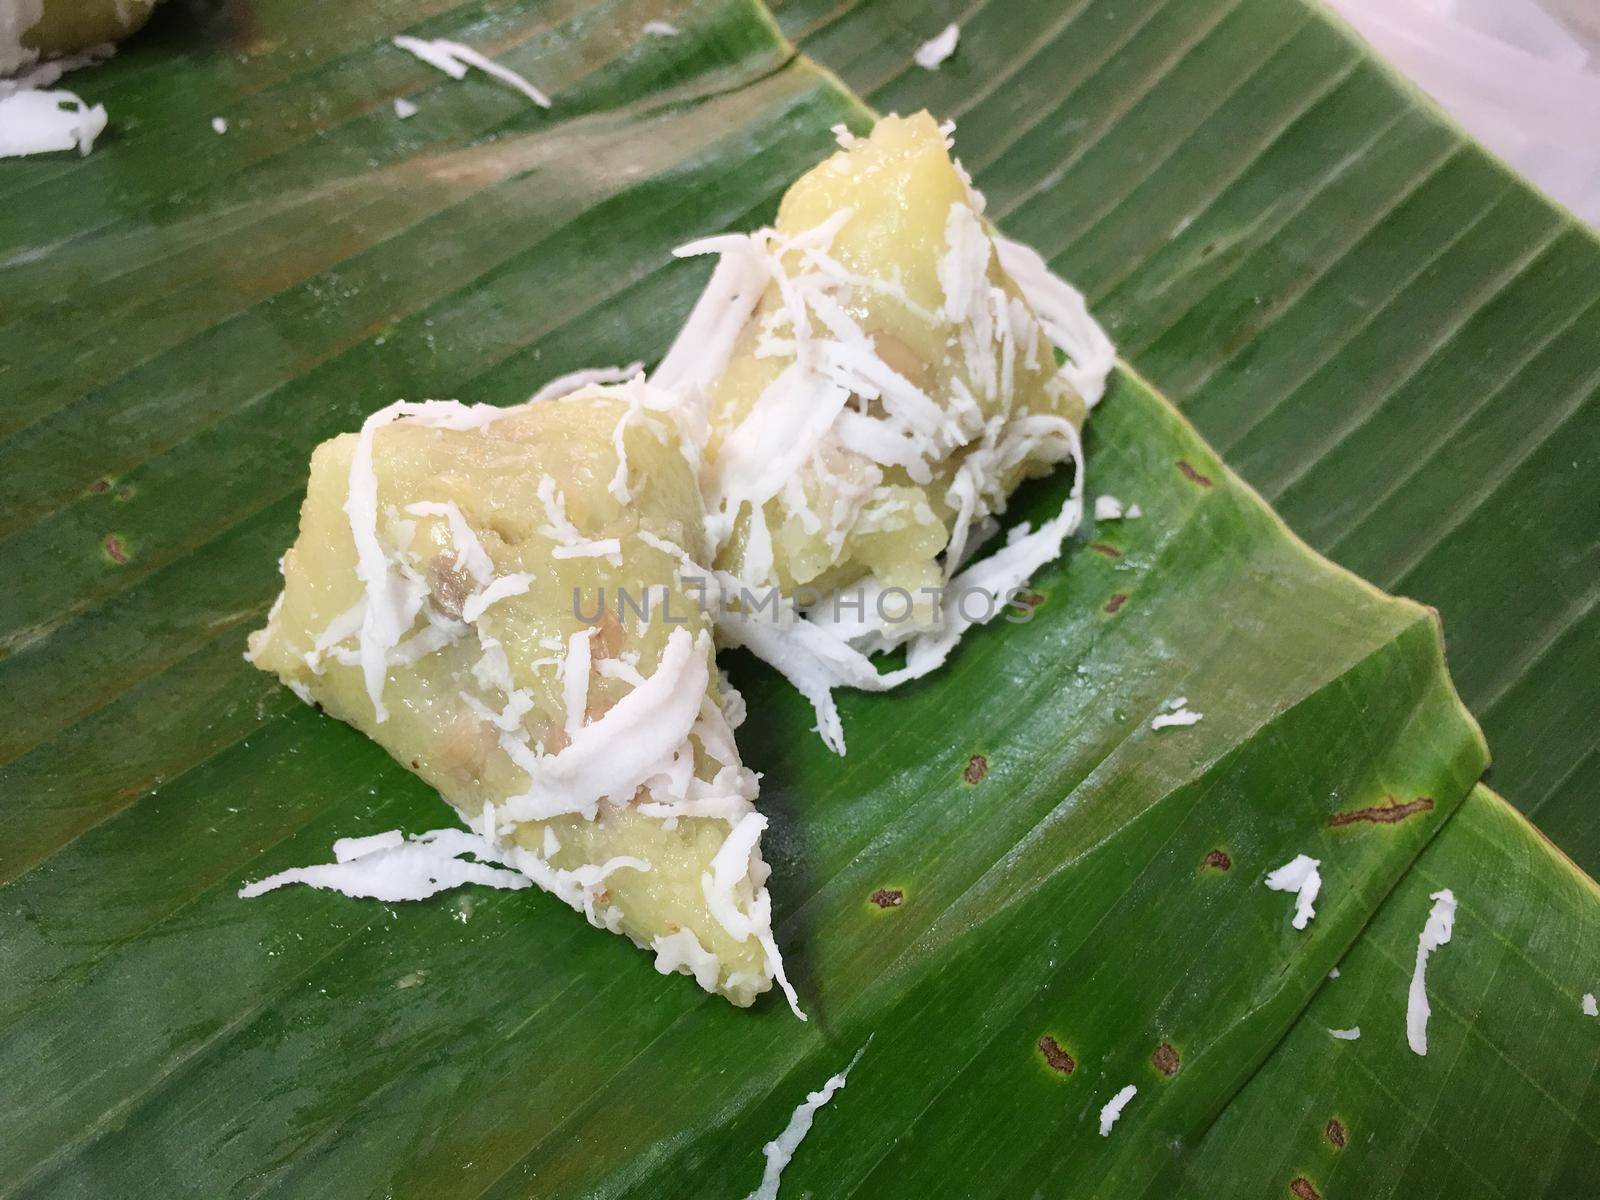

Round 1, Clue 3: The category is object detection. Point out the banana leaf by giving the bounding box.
[773,0,1600,871]
[0,1,1594,1197]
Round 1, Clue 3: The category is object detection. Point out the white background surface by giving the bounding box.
[1325,0,1600,227]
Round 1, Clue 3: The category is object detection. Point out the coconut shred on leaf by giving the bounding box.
[246,385,799,1015]
[654,112,1112,753]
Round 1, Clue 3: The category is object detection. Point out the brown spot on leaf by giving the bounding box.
[1326,1118,1346,1149]
[1037,1035,1075,1075]
[1177,460,1213,488]
[1104,592,1129,614]
[963,754,989,784]
[1329,796,1434,828]
[1089,543,1123,559]
[869,888,903,909]
[103,535,129,564]
[1152,1043,1180,1076]
[1013,588,1045,613]
[89,479,111,494]
[115,486,134,501]
[1203,849,1232,871]
[1290,1178,1321,1200]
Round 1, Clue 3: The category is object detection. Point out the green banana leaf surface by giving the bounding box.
[0,1,1595,1197]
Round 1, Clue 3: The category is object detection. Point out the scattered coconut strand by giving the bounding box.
[0,88,106,157]
[211,116,227,134]
[239,828,531,901]
[1263,854,1322,930]
[913,23,959,70]
[393,97,419,119]
[1098,1084,1137,1136]
[1095,494,1140,521]
[392,35,551,108]
[744,1041,870,1200]
[1584,993,1598,1017]
[1406,888,1456,1056]
[1328,1026,1361,1040]
[1150,703,1202,730]
[527,361,644,405]
[641,20,680,37]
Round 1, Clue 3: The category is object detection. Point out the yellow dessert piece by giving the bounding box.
[247,384,797,1012]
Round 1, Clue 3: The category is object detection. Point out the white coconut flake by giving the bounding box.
[1407,887,1456,1056]
[743,1042,869,1200]
[994,234,1116,409]
[1098,1084,1137,1136]
[461,572,535,623]
[1329,967,1341,979]
[393,96,419,119]
[559,628,593,742]
[0,89,107,158]
[332,829,405,862]
[913,23,959,70]
[1583,993,1598,1017]
[652,928,720,991]
[392,35,552,107]
[500,627,709,822]
[1328,1026,1361,1040]
[1095,494,1130,521]
[1263,854,1322,931]
[641,19,680,37]
[703,810,805,1021]
[528,362,644,405]
[1150,707,1202,730]
[211,116,227,134]
[239,829,531,902]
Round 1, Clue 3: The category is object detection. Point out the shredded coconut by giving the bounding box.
[1150,707,1203,730]
[460,572,535,623]
[913,23,959,70]
[744,1041,869,1200]
[1095,494,1135,521]
[239,829,530,902]
[1584,993,1598,1017]
[0,89,106,157]
[641,20,680,37]
[332,830,405,862]
[1407,888,1456,1056]
[211,116,227,134]
[393,97,419,119]
[651,928,721,991]
[528,362,644,405]
[1098,1084,1137,1136]
[1328,1026,1361,1040]
[499,627,709,822]
[1263,854,1322,930]
[392,35,552,107]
